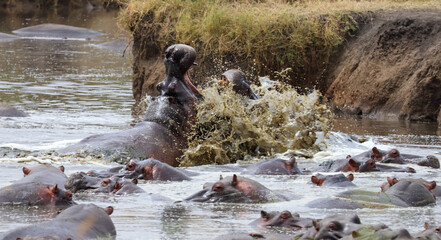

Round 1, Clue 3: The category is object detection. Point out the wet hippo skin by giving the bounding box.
[59,44,201,167]
[1,203,116,240]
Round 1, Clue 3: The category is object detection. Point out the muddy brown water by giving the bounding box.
[1,8,441,240]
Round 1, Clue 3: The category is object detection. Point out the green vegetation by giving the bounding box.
[119,0,441,85]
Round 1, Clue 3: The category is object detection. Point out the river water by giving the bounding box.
[0,8,441,240]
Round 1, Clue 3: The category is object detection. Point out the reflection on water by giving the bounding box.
[1,7,441,240]
[0,8,133,147]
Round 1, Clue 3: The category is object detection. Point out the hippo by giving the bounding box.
[214,233,294,240]
[242,157,302,175]
[12,23,104,39]
[316,157,415,173]
[219,69,259,100]
[308,178,436,209]
[250,210,314,230]
[18,164,67,189]
[380,177,440,198]
[311,173,356,187]
[0,103,28,117]
[184,174,287,203]
[300,214,362,240]
[0,182,73,205]
[86,165,125,178]
[1,203,116,240]
[120,158,193,181]
[315,157,378,172]
[65,172,144,195]
[342,224,413,240]
[416,223,441,239]
[352,147,440,168]
[59,44,201,166]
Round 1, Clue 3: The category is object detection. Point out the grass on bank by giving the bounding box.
[118,0,441,82]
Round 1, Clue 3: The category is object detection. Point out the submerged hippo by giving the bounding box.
[12,23,104,39]
[65,172,144,195]
[416,223,441,239]
[242,157,302,175]
[184,174,287,203]
[0,103,28,117]
[300,214,362,240]
[353,147,439,168]
[18,164,67,189]
[219,69,258,100]
[120,158,193,181]
[317,157,415,173]
[308,178,436,209]
[311,173,356,187]
[250,210,314,230]
[0,182,73,205]
[59,44,202,166]
[1,204,116,240]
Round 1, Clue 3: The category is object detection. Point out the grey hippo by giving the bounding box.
[1,204,116,239]
[59,44,202,166]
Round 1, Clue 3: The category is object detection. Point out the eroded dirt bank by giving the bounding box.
[131,9,441,122]
[325,9,441,121]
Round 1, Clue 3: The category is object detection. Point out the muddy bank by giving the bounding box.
[325,9,441,121]
[129,8,440,122]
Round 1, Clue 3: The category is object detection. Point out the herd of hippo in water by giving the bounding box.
[1,23,441,239]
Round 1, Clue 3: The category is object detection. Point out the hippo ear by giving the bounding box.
[103,206,114,215]
[346,155,352,159]
[313,220,320,231]
[311,176,323,186]
[425,181,436,191]
[260,210,270,220]
[348,158,360,168]
[149,154,155,159]
[219,175,223,180]
[424,222,430,230]
[387,177,398,186]
[49,185,59,195]
[285,157,296,169]
[232,174,238,186]
[23,167,31,176]
[59,166,65,172]
[132,179,138,185]
[347,174,354,182]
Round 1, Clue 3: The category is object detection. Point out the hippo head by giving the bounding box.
[370,147,383,161]
[65,172,102,193]
[313,214,361,240]
[311,173,354,187]
[255,210,305,229]
[417,223,441,239]
[42,184,73,205]
[23,165,65,176]
[384,178,436,207]
[161,44,201,99]
[219,69,258,100]
[358,159,379,172]
[381,149,404,164]
[164,44,196,76]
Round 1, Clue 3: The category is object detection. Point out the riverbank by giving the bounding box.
[119,0,441,121]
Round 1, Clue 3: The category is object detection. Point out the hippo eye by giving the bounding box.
[436,227,441,233]
[65,191,72,201]
[280,211,292,220]
[102,179,111,186]
[212,184,224,193]
[328,222,341,232]
[126,162,136,171]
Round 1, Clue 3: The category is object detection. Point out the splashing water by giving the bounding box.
[179,76,331,166]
